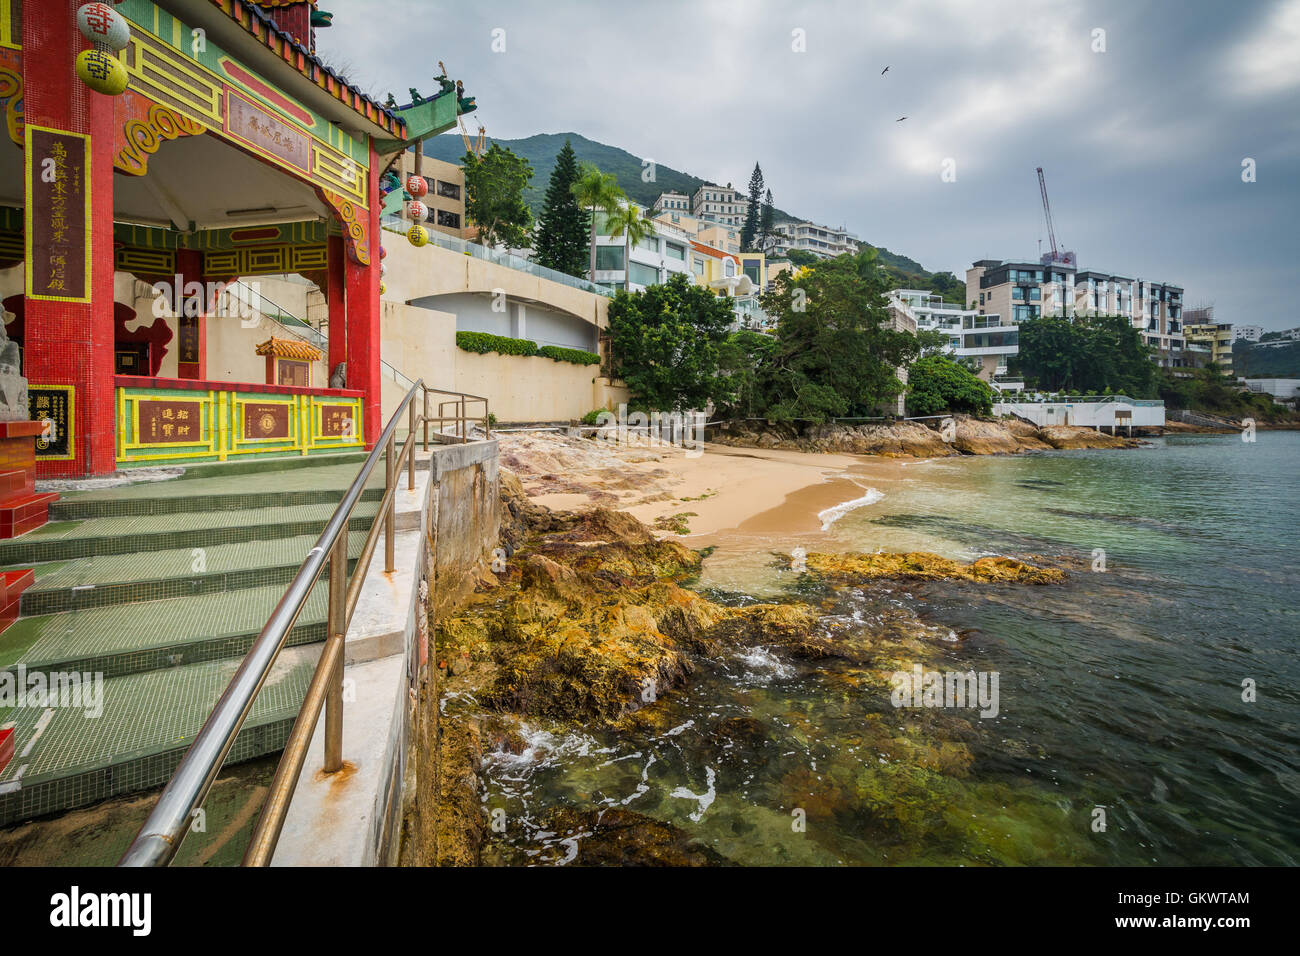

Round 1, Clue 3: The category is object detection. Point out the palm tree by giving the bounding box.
[604,201,659,292]
[571,163,623,282]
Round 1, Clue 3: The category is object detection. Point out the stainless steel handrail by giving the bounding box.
[119,378,490,867]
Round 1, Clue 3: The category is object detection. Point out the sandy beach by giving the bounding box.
[495,430,916,547]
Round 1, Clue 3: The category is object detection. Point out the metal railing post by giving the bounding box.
[121,379,428,868]
[459,397,466,443]
[385,434,395,573]
[324,531,347,772]
[407,399,416,491]
[423,388,429,451]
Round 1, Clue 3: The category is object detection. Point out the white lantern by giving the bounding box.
[405,199,427,222]
[77,2,131,51]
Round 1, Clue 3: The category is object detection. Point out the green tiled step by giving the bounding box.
[13,531,370,617]
[0,649,317,827]
[51,460,385,520]
[0,500,380,566]
[0,582,328,681]
[51,486,384,521]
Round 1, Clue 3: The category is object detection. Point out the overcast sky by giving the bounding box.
[318,0,1300,330]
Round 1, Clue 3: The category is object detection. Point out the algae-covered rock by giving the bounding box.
[429,710,487,867]
[528,807,730,866]
[803,550,1065,585]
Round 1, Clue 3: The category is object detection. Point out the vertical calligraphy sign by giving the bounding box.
[25,125,91,303]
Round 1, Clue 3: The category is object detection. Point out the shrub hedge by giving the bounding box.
[538,345,601,366]
[455,331,537,357]
[455,331,599,366]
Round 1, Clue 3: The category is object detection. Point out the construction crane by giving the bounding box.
[440,60,486,158]
[1036,166,1075,267]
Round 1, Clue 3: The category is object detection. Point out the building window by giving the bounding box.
[595,245,625,271]
[665,241,685,261]
[435,180,460,200]
[693,257,705,275]
[436,210,460,228]
[629,261,659,287]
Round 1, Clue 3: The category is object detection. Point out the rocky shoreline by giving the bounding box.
[414,469,1074,866]
[707,414,1143,458]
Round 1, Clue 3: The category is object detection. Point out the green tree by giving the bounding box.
[531,139,590,277]
[757,249,919,421]
[784,249,817,268]
[461,143,533,249]
[758,188,774,252]
[914,328,952,359]
[717,329,778,418]
[607,273,736,411]
[604,202,658,293]
[740,162,764,251]
[906,354,994,416]
[571,163,623,281]
[1014,314,1157,396]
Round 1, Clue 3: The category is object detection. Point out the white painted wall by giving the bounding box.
[995,400,1165,427]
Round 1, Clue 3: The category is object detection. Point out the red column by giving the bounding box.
[22,1,117,477]
[326,234,347,378]
[344,146,382,447]
[175,249,206,380]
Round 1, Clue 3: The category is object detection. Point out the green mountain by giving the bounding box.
[422,131,961,293]
[423,131,794,221]
[1234,339,1300,378]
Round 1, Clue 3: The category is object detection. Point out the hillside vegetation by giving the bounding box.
[423,132,962,295]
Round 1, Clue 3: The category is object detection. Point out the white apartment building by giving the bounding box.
[967,259,1190,368]
[652,191,691,215]
[592,204,695,293]
[770,221,858,259]
[691,183,745,227]
[890,288,1023,392]
[1234,325,1264,342]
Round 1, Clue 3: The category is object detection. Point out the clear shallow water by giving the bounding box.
[475,433,1300,866]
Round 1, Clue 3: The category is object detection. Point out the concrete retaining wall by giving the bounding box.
[270,438,498,867]
[379,299,629,424]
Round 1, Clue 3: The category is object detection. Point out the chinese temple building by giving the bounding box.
[0,0,467,478]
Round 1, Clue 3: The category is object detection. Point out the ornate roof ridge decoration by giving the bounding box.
[255,336,323,361]
[208,0,405,138]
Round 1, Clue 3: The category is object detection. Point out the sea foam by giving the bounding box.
[818,488,884,530]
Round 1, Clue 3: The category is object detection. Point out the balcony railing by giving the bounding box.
[381,216,612,297]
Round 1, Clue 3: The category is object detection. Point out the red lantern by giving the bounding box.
[406,175,428,199]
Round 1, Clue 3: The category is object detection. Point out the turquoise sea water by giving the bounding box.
[476,432,1299,866]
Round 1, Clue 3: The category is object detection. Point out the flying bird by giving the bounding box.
[881,66,890,75]
[896,116,907,122]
